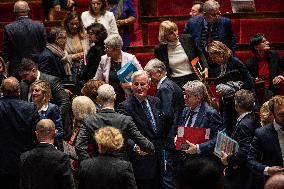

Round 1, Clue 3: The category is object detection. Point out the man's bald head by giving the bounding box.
[14,1,30,16]
[36,119,56,142]
[1,77,20,97]
[265,173,284,189]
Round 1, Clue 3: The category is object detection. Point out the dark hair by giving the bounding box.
[64,12,85,37]
[234,89,255,111]
[46,27,66,43]
[249,33,266,53]
[86,22,108,43]
[177,157,223,189]
[89,0,107,16]
[193,1,204,13]
[18,58,37,72]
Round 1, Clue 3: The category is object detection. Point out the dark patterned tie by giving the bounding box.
[141,100,157,133]
[185,110,197,127]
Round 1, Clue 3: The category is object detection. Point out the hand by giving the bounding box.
[202,68,209,79]
[72,52,84,61]
[221,151,229,166]
[121,81,131,90]
[272,76,284,85]
[116,19,125,27]
[174,135,177,145]
[184,140,197,154]
[65,89,73,97]
[67,0,75,7]
[267,166,284,176]
[54,5,61,11]
[134,145,148,156]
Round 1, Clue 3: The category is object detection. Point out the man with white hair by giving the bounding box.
[75,84,154,161]
[3,0,46,76]
[117,70,164,189]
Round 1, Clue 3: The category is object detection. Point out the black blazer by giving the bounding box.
[81,42,105,82]
[247,50,284,85]
[0,96,40,177]
[79,155,137,189]
[20,72,72,138]
[225,113,261,189]
[3,17,46,75]
[247,123,283,175]
[75,108,154,161]
[154,34,208,77]
[117,95,164,179]
[156,77,184,150]
[20,143,75,189]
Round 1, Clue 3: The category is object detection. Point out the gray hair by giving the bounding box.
[1,77,20,96]
[183,80,207,99]
[144,58,167,74]
[131,70,151,83]
[72,96,97,120]
[46,27,66,44]
[97,84,116,103]
[203,0,220,13]
[14,1,30,15]
[36,119,56,139]
[104,34,123,50]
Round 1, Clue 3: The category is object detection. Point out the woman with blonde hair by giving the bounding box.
[155,20,208,88]
[260,101,274,126]
[79,126,137,189]
[30,80,64,147]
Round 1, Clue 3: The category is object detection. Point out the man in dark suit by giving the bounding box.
[0,77,40,189]
[179,80,223,155]
[17,58,72,139]
[117,70,165,189]
[144,58,184,189]
[184,0,236,53]
[184,0,236,78]
[75,84,154,161]
[248,95,284,187]
[20,119,75,189]
[220,89,261,189]
[3,0,46,76]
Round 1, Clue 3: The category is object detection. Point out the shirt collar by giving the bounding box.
[157,76,167,89]
[38,103,49,112]
[237,111,251,123]
[274,120,284,132]
[190,103,201,113]
[36,70,41,81]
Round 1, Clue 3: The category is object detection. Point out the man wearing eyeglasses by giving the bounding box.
[248,95,284,188]
[184,0,236,66]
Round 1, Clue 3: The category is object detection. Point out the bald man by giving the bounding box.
[20,119,75,189]
[3,0,46,76]
[0,77,40,189]
[265,173,284,189]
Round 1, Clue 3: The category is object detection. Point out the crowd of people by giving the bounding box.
[0,0,284,189]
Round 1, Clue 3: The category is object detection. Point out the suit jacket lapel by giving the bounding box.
[194,102,205,128]
[270,126,283,165]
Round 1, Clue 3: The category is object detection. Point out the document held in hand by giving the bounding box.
[117,62,138,82]
[176,126,210,150]
[214,131,239,158]
[190,57,205,81]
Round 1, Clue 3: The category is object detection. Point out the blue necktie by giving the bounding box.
[185,110,197,127]
[141,100,157,133]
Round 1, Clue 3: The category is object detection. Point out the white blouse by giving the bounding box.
[81,11,119,36]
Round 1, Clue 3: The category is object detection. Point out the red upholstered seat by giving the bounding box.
[239,19,284,44]
[75,0,89,15]
[30,2,45,21]
[135,52,155,68]
[0,3,15,22]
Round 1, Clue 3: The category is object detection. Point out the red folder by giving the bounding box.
[176,126,210,150]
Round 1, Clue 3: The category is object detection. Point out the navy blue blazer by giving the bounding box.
[183,16,236,52]
[156,77,184,150]
[0,96,40,177]
[38,48,69,82]
[247,123,283,175]
[38,102,64,140]
[3,17,46,75]
[178,101,223,154]
[117,95,164,179]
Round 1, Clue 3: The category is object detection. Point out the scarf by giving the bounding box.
[46,43,72,76]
